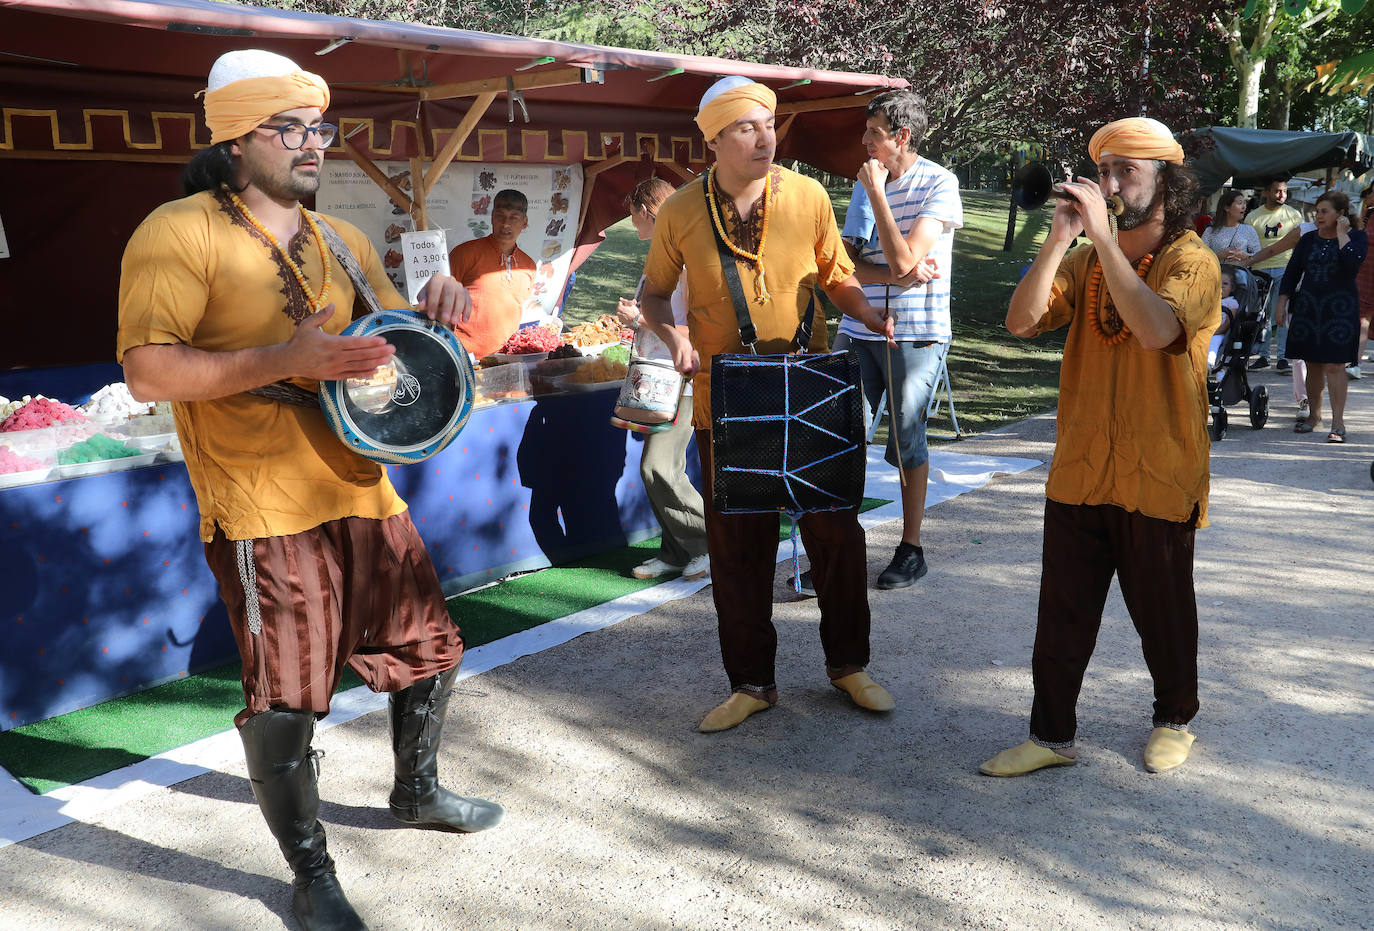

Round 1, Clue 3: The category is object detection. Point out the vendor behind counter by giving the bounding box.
[449,189,537,357]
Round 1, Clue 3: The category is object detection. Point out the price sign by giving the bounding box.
[400,228,450,305]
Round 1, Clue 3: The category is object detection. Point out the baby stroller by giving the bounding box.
[1207,265,1270,441]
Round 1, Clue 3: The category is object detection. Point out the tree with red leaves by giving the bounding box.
[616,0,1233,168]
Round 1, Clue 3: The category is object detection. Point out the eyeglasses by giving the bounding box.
[255,122,338,150]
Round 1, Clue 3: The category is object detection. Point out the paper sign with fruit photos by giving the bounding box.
[399,229,450,306]
[318,161,583,320]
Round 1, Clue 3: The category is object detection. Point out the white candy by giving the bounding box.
[80,383,154,422]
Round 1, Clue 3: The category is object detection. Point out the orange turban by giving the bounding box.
[1088,117,1184,165]
[201,50,331,145]
[696,77,777,140]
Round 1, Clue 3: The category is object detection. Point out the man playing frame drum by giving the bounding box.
[118,49,502,930]
[640,76,897,734]
[984,117,1220,778]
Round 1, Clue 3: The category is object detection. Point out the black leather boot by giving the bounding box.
[240,709,367,931]
[388,667,504,832]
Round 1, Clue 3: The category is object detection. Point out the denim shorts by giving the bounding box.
[833,332,945,470]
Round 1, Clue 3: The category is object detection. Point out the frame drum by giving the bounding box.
[319,310,476,465]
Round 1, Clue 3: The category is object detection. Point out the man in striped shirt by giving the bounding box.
[830,89,963,591]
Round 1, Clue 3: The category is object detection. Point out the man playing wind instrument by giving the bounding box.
[985,117,1220,778]
[640,76,898,734]
[117,49,502,930]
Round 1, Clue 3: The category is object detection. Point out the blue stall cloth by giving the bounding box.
[0,382,687,729]
[0,363,125,408]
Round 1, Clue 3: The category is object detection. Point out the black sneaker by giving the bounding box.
[877,543,928,590]
[796,569,817,598]
[1248,358,1270,370]
[1276,359,1291,373]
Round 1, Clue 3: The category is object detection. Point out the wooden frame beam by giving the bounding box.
[422,90,498,198]
[409,154,427,230]
[659,161,697,182]
[342,136,414,216]
[337,66,598,101]
[575,153,636,239]
[775,113,799,144]
[775,95,877,116]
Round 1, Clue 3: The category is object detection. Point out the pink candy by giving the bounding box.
[0,398,89,433]
[0,445,45,474]
[499,325,563,354]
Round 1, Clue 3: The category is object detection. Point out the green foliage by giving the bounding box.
[1223,0,1372,131]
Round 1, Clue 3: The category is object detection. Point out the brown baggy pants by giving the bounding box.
[205,511,463,728]
[1029,500,1200,747]
[696,429,871,695]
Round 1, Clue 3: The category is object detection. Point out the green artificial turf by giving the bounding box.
[0,498,888,795]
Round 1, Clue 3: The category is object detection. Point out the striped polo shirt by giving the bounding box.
[837,157,963,344]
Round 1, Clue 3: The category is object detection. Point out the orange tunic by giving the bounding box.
[448,236,536,357]
[117,190,410,542]
[643,166,854,427]
[1034,231,1221,526]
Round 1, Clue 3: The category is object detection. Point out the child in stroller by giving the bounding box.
[1207,264,1271,440]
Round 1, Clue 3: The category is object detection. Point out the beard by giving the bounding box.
[244,151,321,203]
[1115,188,1162,231]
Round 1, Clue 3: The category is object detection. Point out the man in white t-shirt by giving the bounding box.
[802,88,962,594]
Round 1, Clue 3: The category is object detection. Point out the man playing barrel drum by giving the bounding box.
[984,117,1220,778]
[117,50,502,930]
[639,76,897,733]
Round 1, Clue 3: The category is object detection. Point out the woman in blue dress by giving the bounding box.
[1278,191,1367,442]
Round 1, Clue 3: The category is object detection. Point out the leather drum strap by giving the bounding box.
[701,172,818,354]
[246,213,386,407]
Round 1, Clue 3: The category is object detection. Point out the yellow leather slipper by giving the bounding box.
[698,692,771,733]
[979,740,1077,777]
[1144,727,1195,773]
[830,671,895,711]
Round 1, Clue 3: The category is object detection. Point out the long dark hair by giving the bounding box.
[1209,189,1245,230]
[1160,161,1200,247]
[181,142,243,196]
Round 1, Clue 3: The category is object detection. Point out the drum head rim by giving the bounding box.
[322,311,476,462]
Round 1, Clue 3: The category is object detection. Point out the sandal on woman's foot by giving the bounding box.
[1294,421,1315,434]
[1327,428,1346,443]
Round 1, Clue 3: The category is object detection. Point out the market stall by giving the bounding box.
[0,0,905,729]
[1185,126,1373,195]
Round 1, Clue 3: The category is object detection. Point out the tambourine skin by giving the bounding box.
[319,310,476,465]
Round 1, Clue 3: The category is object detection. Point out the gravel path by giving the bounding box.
[1,366,1370,930]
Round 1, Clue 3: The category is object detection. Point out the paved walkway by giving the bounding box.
[1,366,1370,930]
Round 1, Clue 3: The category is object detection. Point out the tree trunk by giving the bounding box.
[1236,56,1265,128]
[1269,78,1293,130]
[1224,3,1281,130]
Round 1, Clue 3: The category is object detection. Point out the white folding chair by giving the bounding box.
[864,343,962,444]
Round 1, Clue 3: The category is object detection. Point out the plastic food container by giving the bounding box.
[56,451,158,479]
[474,363,530,405]
[0,442,57,489]
[490,351,550,366]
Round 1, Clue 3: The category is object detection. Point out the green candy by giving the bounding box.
[59,433,142,465]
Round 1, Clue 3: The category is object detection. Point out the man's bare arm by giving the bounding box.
[640,288,698,376]
[825,276,895,344]
[123,304,395,402]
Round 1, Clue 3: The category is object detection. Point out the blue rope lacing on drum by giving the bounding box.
[716,355,859,591]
